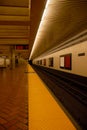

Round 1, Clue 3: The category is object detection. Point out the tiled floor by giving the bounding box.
[0,63,28,130]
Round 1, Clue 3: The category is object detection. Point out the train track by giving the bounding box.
[32,65,87,130]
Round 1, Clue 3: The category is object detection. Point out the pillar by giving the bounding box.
[10,46,15,69]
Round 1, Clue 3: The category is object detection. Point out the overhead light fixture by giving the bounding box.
[29,0,51,60]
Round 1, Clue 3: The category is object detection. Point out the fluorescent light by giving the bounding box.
[46,0,50,8]
[29,0,51,60]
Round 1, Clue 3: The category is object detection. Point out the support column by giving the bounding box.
[4,57,6,67]
[10,46,15,69]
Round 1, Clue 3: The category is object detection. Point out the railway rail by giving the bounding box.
[32,65,87,130]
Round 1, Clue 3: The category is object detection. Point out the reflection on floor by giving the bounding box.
[28,65,77,130]
[0,64,28,130]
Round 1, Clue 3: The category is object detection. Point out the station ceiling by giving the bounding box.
[0,0,46,59]
[0,0,87,59]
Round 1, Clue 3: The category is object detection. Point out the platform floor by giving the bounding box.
[0,63,77,130]
[0,63,28,130]
[28,65,77,130]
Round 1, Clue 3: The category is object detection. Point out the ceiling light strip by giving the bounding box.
[29,0,50,60]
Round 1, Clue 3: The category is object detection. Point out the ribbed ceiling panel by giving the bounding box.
[30,0,87,59]
[0,0,30,59]
[0,0,29,7]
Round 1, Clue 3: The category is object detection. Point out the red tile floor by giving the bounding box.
[0,63,28,130]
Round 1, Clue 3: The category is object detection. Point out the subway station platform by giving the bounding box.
[0,63,78,130]
[28,65,77,130]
